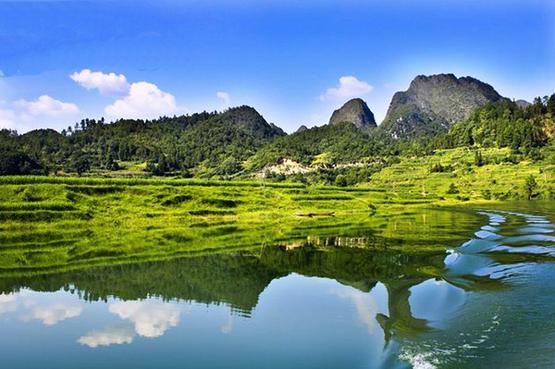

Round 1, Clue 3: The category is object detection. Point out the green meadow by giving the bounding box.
[369,147,554,202]
[0,147,552,277]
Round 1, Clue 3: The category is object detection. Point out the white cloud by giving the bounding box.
[70,69,129,95]
[78,325,135,348]
[0,70,4,77]
[0,290,83,327]
[320,76,373,101]
[332,287,380,334]
[105,82,177,119]
[220,315,233,334]
[78,300,182,348]
[15,95,79,117]
[109,301,181,338]
[0,293,18,315]
[0,108,16,129]
[216,91,231,106]
[21,302,82,326]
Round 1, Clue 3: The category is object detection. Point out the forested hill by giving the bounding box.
[1,106,285,177]
[250,96,554,168]
[0,90,553,185]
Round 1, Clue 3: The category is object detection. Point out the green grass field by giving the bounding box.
[0,148,552,277]
[368,147,554,202]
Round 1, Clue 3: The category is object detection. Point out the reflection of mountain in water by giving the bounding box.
[1,207,552,349]
[0,253,285,314]
[0,241,447,336]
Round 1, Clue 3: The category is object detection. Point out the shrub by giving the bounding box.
[335,174,347,187]
[446,183,459,194]
[430,163,453,173]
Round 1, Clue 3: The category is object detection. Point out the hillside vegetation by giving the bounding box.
[0,73,553,190]
[0,175,472,276]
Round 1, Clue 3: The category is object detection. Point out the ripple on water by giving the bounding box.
[501,234,555,245]
[517,226,554,234]
[492,245,555,256]
[403,208,554,369]
[481,225,498,232]
[477,211,506,225]
[399,352,438,369]
[474,230,502,240]
[399,311,502,369]
[457,238,498,254]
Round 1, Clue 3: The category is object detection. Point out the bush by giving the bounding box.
[446,183,459,194]
[430,163,453,173]
[335,174,347,187]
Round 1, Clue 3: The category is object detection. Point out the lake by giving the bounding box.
[0,203,554,369]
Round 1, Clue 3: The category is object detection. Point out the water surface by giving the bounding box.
[0,204,554,369]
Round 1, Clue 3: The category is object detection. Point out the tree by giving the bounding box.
[525,175,538,200]
[67,152,91,176]
[446,183,459,194]
[215,156,241,176]
[547,94,555,115]
[335,174,347,187]
[0,147,42,175]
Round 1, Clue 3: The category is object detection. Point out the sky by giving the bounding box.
[0,0,554,133]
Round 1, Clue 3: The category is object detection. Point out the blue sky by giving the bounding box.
[1,0,554,133]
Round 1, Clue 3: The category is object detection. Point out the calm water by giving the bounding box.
[0,204,554,369]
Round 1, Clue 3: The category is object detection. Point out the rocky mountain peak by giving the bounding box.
[328,98,377,129]
[380,74,505,138]
[295,125,308,133]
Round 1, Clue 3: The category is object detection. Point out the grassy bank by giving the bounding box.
[0,174,483,277]
[0,147,552,277]
[368,147,554,202]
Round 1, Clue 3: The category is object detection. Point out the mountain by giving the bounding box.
[296,125,308,133]
[329,98,377,129]
[0,106,285,176]
[515,99,532,109]
[219,106,285,138]
[245,122,395,173]
[380,74,505,138]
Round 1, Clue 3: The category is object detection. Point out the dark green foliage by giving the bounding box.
[446,183,459,194]
[247,122,396,170]
[444,96,553,151]
[335,174,347,187]
[1,106,284,177]
[481,189,492,200]
[66,151,91,175]
[0,146,43,175]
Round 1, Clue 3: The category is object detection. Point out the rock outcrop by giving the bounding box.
[380,74,505,138]
[329,98,377,129]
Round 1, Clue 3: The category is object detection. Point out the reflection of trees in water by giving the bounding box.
[260,244,439,341]
[0,253,286,314]
[0,229,507,343]
[376,280,430,343]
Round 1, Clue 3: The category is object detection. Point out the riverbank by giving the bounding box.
[0,172,551,277]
